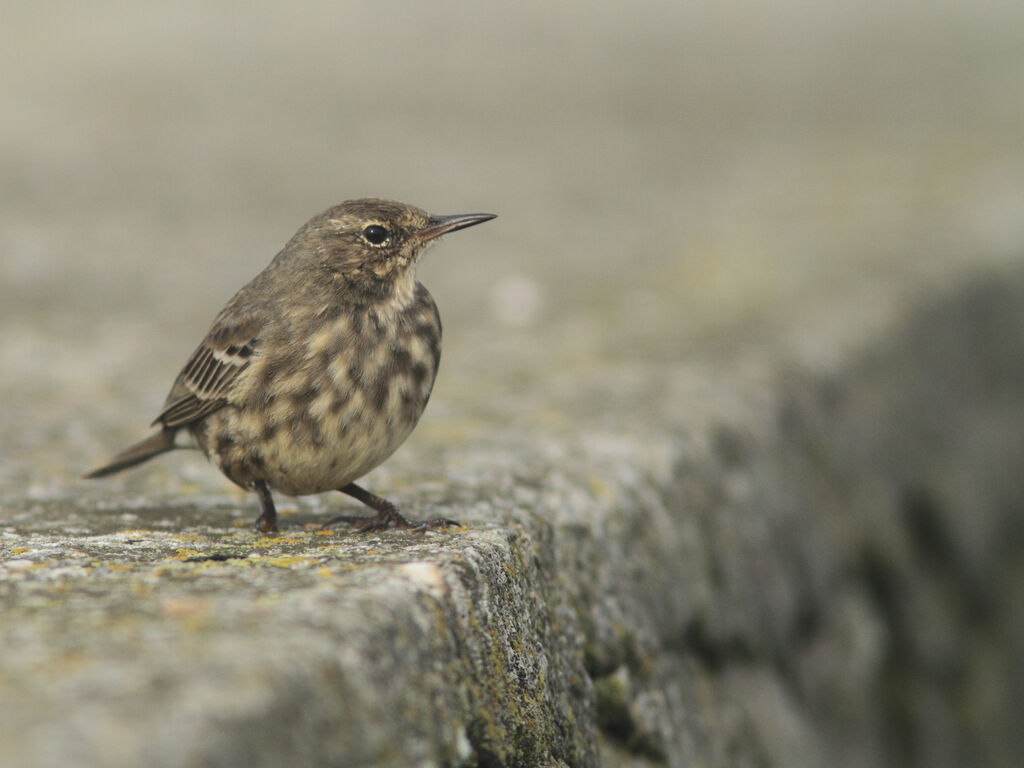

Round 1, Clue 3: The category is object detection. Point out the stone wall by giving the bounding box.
[3,262,1022,767]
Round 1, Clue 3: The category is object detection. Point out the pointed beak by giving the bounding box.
[417,212,497,244]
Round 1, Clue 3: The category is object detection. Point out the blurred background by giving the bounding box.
[2,0,1023,490]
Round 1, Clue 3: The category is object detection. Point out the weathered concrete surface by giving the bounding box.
[3,2,1024,767]
[3,263,1022,767]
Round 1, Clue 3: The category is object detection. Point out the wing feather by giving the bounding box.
[154,316,263,429]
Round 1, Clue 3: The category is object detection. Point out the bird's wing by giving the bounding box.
[155,315,263,429]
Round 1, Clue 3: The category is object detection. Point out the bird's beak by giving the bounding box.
[418,212,497,244]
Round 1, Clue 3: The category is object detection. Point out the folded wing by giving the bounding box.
[156,317,263,428]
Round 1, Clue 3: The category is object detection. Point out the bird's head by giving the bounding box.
[291,198,495,299]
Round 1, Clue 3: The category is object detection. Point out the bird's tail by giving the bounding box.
[83,428,179,479]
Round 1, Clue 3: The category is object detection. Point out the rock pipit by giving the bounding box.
[85,199,495,532]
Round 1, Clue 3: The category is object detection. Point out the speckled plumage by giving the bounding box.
[190,280,441,496]
[86,199,496,532]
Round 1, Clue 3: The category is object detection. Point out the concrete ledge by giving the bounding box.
[3,260,1023,768]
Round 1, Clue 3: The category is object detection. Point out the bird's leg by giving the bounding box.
[323,482,459,532]
[252,480,279,533]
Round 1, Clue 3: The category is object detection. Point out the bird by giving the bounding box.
[85,198,496,533]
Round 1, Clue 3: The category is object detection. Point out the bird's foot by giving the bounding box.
[320,508,459,533]
[252,480,279,533]
[326,482,459,532]
[253,512,279,533]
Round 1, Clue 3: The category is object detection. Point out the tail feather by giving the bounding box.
[83,429,179,479]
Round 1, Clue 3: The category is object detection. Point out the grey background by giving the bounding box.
[3,0,1023,500]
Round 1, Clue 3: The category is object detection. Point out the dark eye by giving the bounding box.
[362,225,389,245]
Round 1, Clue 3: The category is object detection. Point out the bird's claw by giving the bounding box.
[320,512,460,533]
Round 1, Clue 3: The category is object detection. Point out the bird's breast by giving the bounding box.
[198,289,442,496]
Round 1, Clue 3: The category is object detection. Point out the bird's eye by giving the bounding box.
[362,225,389,245]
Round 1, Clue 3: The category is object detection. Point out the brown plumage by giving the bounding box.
[85,199,496,532]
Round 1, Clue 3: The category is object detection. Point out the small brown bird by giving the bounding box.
[85,199,496,533]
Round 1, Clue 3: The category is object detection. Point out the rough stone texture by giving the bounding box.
[3,264,1022,767]
[3,2,1024,767]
